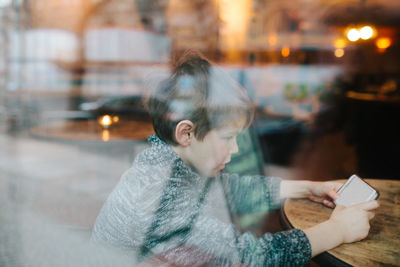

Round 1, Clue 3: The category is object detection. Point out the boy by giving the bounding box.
[92,53,379,266]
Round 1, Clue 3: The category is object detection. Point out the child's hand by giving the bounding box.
[280,180,341,207]
[307,181,342,208]
[304,200,380,256]
[328,200,379,243]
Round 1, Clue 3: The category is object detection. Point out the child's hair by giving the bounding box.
[146,51,254,145]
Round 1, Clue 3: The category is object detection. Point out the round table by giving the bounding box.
[30,120,155,142]
[281,179,400,266]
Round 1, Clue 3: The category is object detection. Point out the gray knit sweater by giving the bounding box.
[92,135,311,266]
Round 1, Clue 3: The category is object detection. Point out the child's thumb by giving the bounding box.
[355,200,379,211]
[334,205,346,211]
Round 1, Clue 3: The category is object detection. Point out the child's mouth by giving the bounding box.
[219,162,228,170]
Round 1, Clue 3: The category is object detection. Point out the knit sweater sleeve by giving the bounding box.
[183,211,312,266]
[221,173,283,214]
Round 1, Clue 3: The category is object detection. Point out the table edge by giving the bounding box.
[280,205,352,267]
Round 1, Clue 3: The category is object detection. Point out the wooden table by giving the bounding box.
[280,179,400,266]
[30,120,155,142]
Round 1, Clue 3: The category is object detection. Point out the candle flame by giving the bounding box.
[99,115,112,128]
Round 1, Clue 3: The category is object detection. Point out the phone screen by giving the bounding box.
[334,175,378,207]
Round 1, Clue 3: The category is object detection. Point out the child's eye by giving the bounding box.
[223,136,234,141]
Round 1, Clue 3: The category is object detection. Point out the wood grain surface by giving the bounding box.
[30,120,155,142]
[282,179,400,266]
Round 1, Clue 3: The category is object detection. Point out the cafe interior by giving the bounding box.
[0,0,399,266]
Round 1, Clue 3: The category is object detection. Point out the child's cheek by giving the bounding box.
[213,143,227,161]
[220,144,231,160]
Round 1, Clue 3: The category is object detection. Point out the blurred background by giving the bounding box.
[0,0,399,266]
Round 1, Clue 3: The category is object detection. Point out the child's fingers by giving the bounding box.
[322,199,335,208]
[309,195,324,203]
[322,182,341,198]
[355,200,380,211]
[333,183,343,192]
[367,211,375,220]
[327,190,339,200]
[334,205,346,211]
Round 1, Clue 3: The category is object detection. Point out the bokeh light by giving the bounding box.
[347,28,360,42]
[334,48,345,58]
[334,38,347,48]
[360,26,374,40]
[375,37,392,50]
[99,115,112,128]
[269,34,277,46]
[281,47,290,57]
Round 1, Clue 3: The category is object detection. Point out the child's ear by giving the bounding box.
[175,120,194,146]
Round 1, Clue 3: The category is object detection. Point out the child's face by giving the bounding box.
[187,126,240,178]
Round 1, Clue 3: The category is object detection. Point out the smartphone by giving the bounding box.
[334,174,379,207]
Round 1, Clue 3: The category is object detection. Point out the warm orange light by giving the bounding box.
[334,48,344,58]
[347,28,360,42]
[375,37,392,50]
[102,129,110,142]
[281,47,290,57]
[269,34,277,46]
[113,116,119,123]
[334,38,347,49]
[99,115,112,128]
[217,0,251,58]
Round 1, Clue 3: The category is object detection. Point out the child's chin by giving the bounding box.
[202,170,218,178]
[210,169,222,178]
[202,166,223,178]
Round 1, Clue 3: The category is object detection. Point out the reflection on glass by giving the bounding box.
[101,129,110,142]
[1,1,400,266]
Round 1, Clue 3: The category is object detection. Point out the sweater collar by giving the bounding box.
[147,135,202,181]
